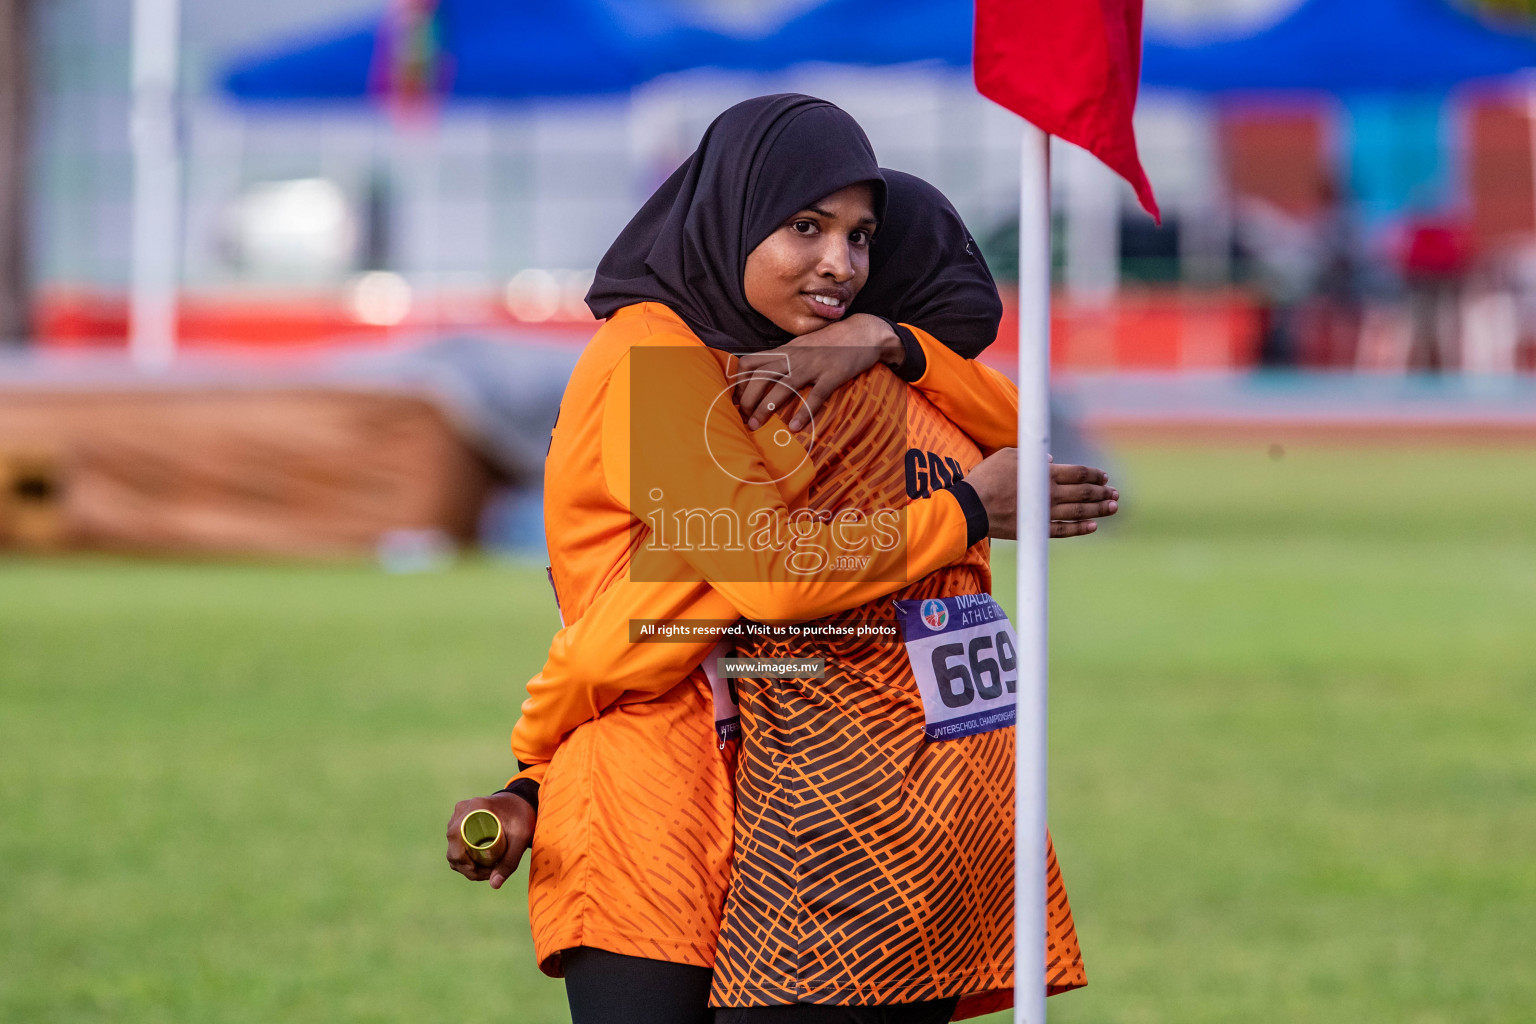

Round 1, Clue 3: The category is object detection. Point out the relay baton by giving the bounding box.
[460,808,507,868]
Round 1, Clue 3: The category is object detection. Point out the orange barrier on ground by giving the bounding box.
[991,287,1265,371]
[34,288,599,350]
[1085,418,1536,445]
[37,288,389,349]
[37,286,1263,370]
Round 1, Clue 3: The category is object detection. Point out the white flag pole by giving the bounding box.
[1014,120,1051,1024]
[129,0,181,371]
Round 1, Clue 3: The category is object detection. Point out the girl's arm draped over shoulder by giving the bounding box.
[733,315,1019,456]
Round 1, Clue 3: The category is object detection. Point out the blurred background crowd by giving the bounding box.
[4,0,1536,559]
[19,0,1536,369]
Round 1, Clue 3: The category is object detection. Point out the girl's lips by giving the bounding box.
[800,292,847,320]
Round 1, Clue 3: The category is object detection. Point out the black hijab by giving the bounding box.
[849,169,1003,359]
[586,94,886,354]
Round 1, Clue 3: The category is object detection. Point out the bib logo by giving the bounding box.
[920,599,949,631]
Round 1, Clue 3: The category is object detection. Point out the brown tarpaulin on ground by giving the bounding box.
[0,387,496,557]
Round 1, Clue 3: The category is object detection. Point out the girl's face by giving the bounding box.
[743,182,877,336]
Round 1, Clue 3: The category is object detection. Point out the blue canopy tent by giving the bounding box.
[699,0,1536,93]
[223,0,727,101]
[222,0,988,103]
[226,0,1536,104]
[1142,0,1536,95]
[709,0,972,72]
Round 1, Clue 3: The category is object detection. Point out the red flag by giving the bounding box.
[974,0,1160,221]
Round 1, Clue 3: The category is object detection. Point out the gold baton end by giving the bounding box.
[461,808,506,868]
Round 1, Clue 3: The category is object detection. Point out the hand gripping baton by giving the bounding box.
[460,808,507,868]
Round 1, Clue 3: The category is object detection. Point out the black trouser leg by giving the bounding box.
[561,946,714,1024]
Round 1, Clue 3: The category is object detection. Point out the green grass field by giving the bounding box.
[3,443,1533,1023]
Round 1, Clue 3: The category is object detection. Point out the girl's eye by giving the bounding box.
[791,220,817,235]
[850,229,870,246]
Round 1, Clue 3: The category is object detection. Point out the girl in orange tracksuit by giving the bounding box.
[445,96,1111,1023]
[506,325,1093,1022]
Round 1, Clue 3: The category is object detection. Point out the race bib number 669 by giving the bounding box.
[893,594,1018,741]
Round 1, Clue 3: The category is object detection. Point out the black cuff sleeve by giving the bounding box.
[881,318,927,383]
[947,480,990,549]
[496,763,540,813]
